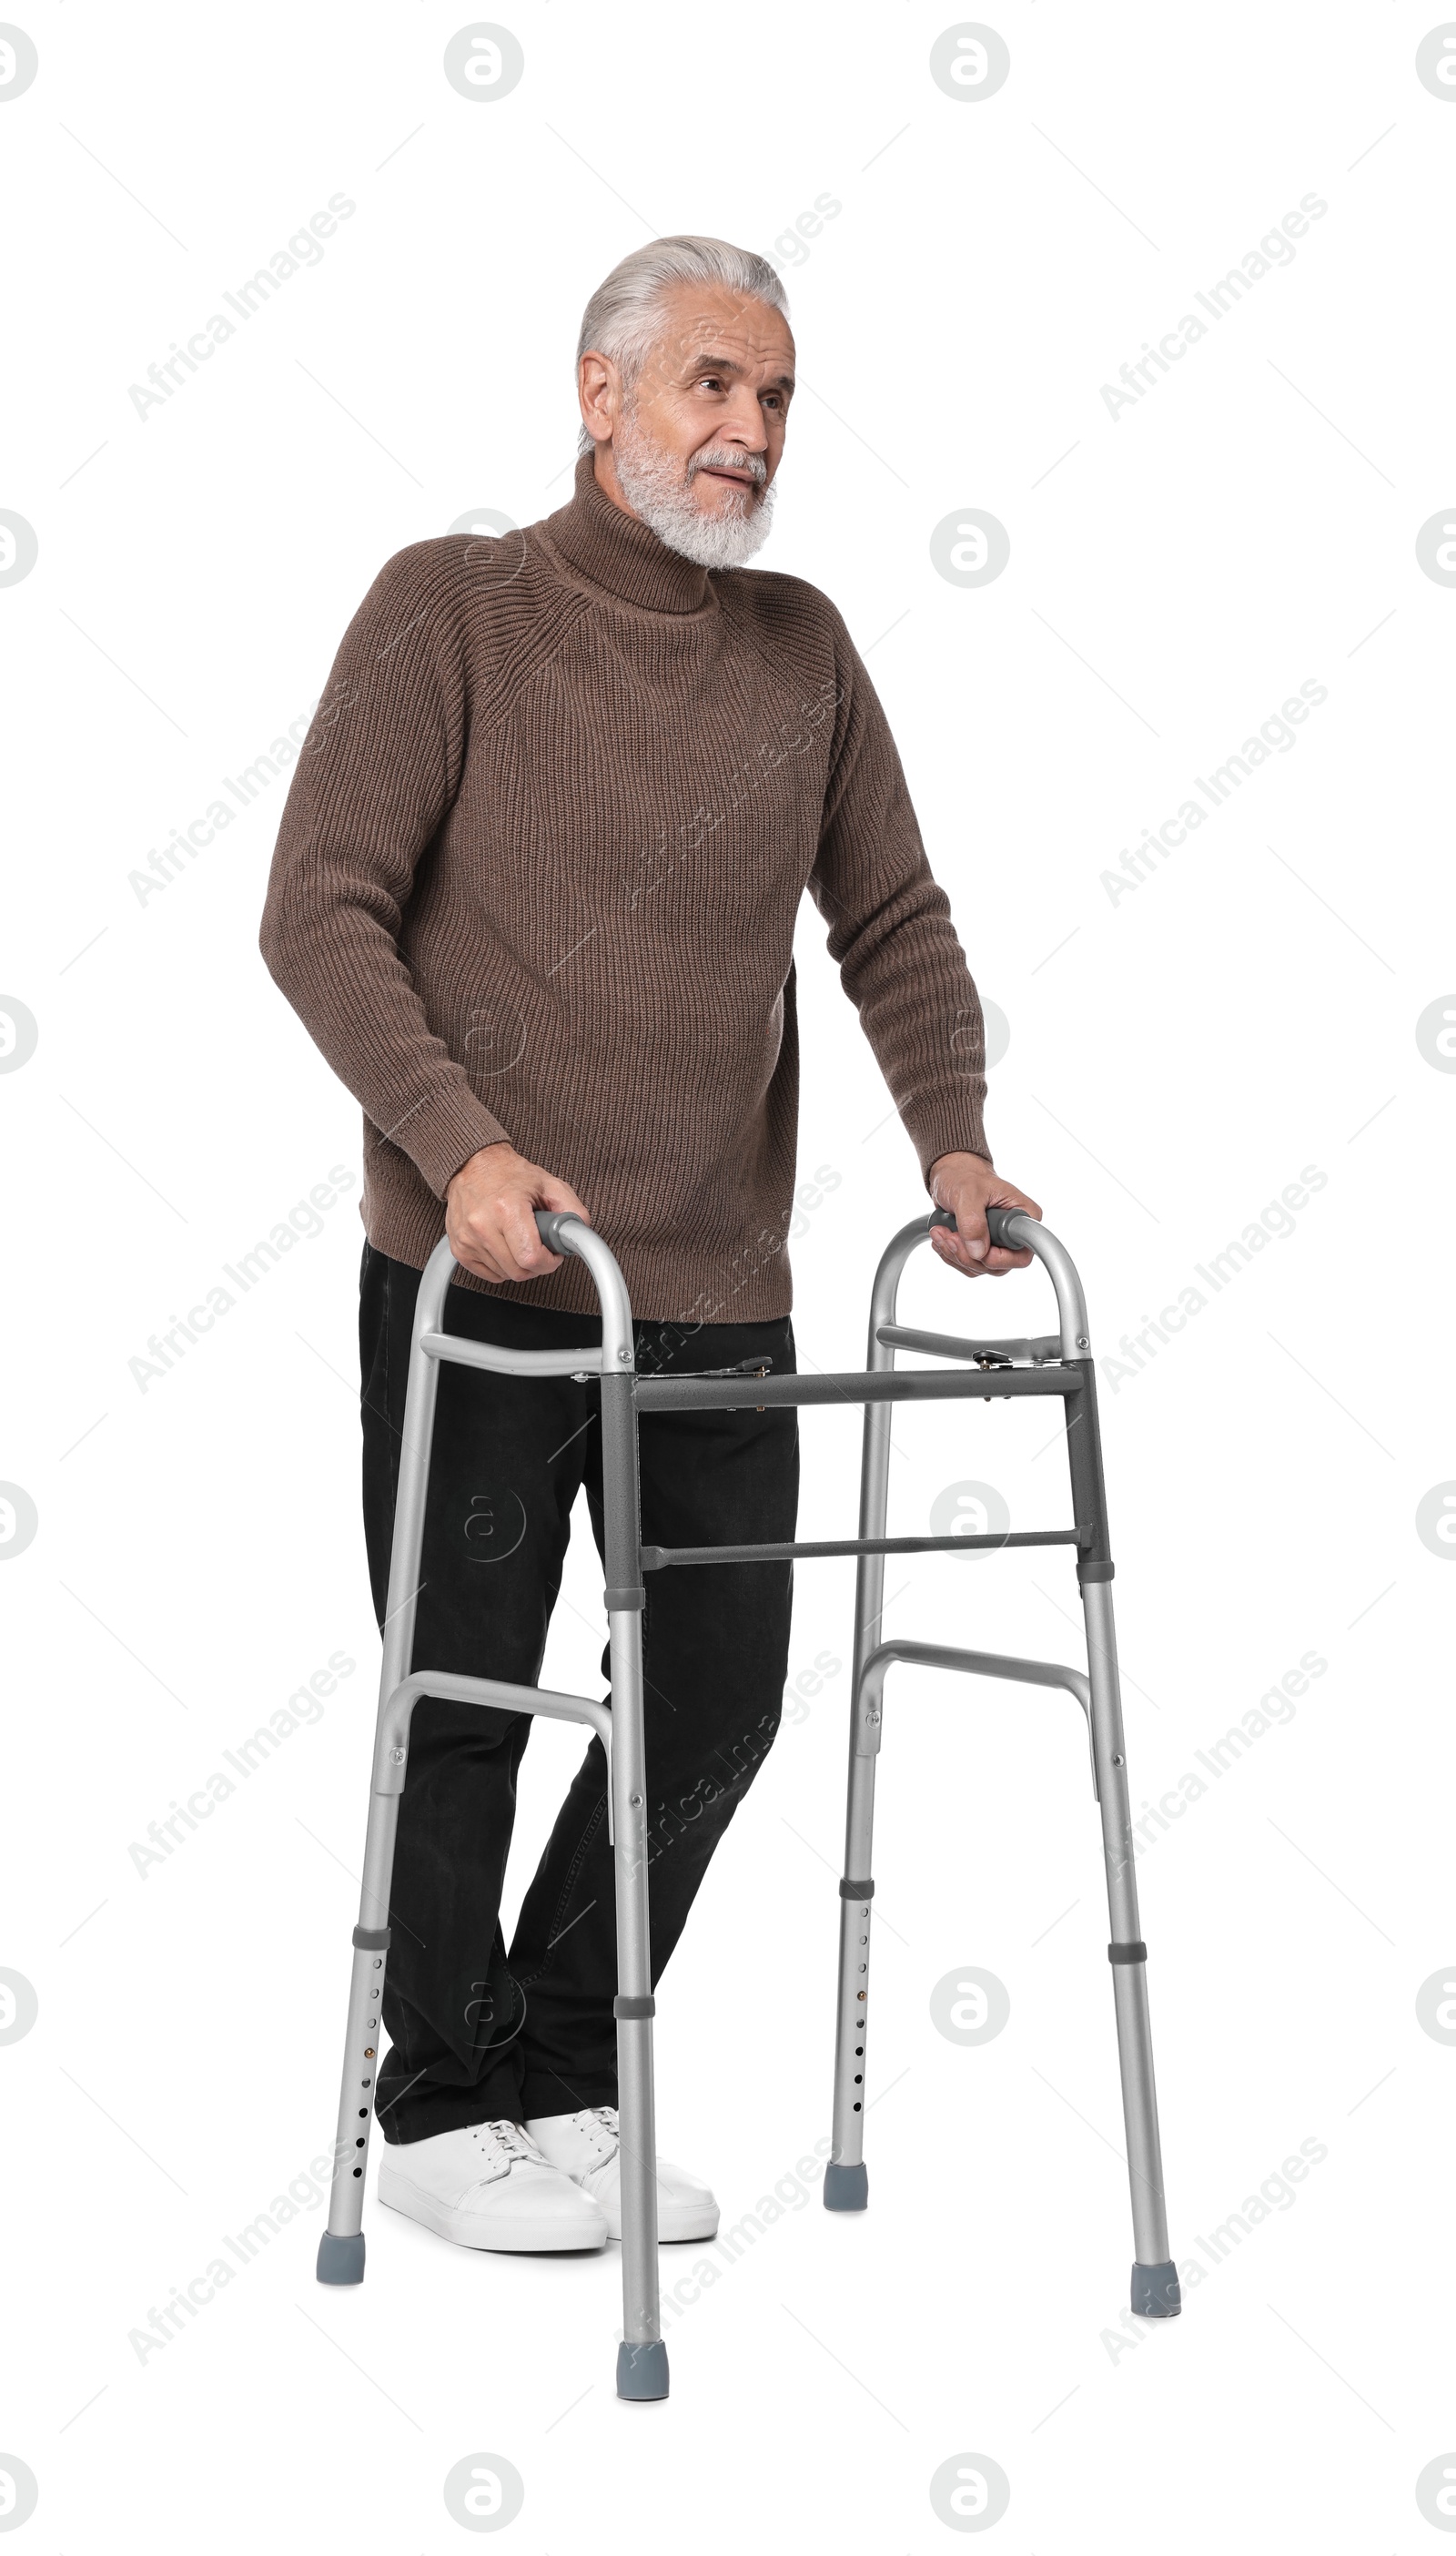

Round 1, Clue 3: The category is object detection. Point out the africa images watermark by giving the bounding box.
[126,194,356,423]
[126,1165,355,1391]
[127,704,317,908]
[783,1644,844,1728]
[1100,1163,1328,1395]
[622,674,844,914]
[1100,680,1329,909]
[1100,2135,1330,2363]
[1117,1645,1328,1875]
[654,2136,834,2335]
[126,1649,357,1880]
[646,1159,844,1335]
[763,188,842,272]
[128,2137,351,2366]
[1099,192,1329,423]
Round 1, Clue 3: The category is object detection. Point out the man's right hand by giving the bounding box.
[445,1143,592,1285]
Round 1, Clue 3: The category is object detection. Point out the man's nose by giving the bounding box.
[718,385,769,450]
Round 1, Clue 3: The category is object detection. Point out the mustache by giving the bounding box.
[686,446,768,490]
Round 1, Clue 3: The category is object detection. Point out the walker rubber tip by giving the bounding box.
[823,2161,868,2212]
[616,2338,669,2400]
[317,2231,366,2286]
[1130,2259,1180,2318]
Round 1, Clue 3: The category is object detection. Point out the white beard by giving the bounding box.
[612,407,776,569]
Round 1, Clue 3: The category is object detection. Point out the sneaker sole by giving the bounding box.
[378,2167,608,2254]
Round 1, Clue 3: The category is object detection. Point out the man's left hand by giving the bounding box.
[925,1151,1042,1279]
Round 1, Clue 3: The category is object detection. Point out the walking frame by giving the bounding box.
[315,1203,1179,2399]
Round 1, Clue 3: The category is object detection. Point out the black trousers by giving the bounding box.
[359,1243,800,2142]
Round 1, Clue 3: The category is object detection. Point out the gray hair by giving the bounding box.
[575,235,790,455]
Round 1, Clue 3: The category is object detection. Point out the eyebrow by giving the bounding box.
[688,351,796,392]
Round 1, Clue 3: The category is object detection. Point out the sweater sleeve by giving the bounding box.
[806,614,990,1183]
[258,548,513,1198]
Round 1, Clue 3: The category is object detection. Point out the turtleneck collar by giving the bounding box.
[539,451,713,615]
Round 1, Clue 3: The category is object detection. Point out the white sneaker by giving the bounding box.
[525,2106,720,2243]
[377,2119,608,2253]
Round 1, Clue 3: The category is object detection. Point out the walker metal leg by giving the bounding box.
[826,1783,875,2211]
[825,1435,888,2203]
[317,1788,400,2281]
[826,1229,916,2210]
[1060,1344,1178,2317]
[611,1602,668,2402]
[316,1244,447,2283]
[600,1365,667,2400]
[1083,1578,1178,2317]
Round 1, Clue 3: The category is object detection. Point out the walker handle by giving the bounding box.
[927,1205,1088,1358]
[529,1210,634,1365]
[929,1204,1036,1251]
[535,1208,588,1253]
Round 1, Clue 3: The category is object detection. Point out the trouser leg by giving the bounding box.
[510,1314,800,2120]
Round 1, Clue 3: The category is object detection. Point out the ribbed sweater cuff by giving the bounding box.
[914,1121,992,1188]
[397,1086,514,1198]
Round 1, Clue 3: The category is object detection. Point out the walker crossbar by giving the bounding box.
[854,1637,1093,1743]
[419,1331,610,1379]
[641,1528,1087,1567]
[314,1198,1179,2408]
[632,1364,1082,1410]
[371,1670,613,1800]
[876,1324,1064,1364]
[852,1631,1099,1804]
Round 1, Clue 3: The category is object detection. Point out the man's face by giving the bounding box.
[581,281,796,563]
[623,280,796,515]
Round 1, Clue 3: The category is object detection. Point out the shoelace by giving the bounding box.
[479,2119,547,2167]
[577,2106,621,2162]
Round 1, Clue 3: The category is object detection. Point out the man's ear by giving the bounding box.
[577,350,617,445]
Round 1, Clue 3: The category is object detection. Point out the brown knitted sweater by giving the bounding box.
[259,453,989,1321]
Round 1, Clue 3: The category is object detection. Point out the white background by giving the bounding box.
[3,2,1454,2545]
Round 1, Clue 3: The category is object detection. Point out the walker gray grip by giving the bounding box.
[928,1204,1030,1249]
[986,1206,1031,1249]
[534,1209,586,1253]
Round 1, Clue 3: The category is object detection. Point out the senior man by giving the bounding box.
[260,234,1040,2258]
